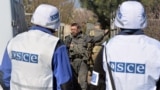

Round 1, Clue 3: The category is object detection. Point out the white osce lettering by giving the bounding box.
[136,64,145,74]
[11,51,38,63]
[50,13,59,21]
[23,53,30,62]
[30,54,38,63]
[116,63,124,72]
[126,64,135,73]
[17,52,22,60]
[110,61,145,74]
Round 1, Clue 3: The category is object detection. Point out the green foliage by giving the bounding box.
[79,0,124,29]
[80,0,160,30]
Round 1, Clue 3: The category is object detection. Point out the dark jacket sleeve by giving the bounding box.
[89,46,106,90]
[156,78,160,90]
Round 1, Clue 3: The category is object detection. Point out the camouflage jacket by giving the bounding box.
[64,33,88,61]
[64,32,103,61]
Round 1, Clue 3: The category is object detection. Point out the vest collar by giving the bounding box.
[118,29,144,35]
[30,25,53,35]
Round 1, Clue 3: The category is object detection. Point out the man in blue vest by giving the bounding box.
[0,4,73,90]
[90,1,160,90]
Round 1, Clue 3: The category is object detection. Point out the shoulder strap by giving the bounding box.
[104,46,116,90]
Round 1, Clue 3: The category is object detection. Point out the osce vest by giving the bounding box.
[7,30,59,90]
[103,35,160,90]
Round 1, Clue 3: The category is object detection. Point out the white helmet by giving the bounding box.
[114,1,147,29]
[31,4,60,30]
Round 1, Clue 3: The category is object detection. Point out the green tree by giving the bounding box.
[79,0,124,29]
[80,0,160,40]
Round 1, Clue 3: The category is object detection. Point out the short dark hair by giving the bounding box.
[71,23,81,29]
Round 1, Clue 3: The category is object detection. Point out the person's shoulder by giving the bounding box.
[56,39,65,48]
[143,35,160,46]
[11,31,28,41]
[54,39,67,52]
[65,34,71,39]
[65,34,70,37]
[80,33,88,40]
[7,31,28,48]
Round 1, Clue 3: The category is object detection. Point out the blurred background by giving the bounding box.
[23,0,160,40]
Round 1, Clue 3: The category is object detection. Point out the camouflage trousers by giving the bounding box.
[71,59,88,90]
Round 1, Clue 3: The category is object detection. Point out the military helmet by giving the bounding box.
[31,4,60,31]
[114,1,147,29]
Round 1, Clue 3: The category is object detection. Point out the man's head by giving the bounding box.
[114,1,147,29]
[31,4,60,31]
[70,23,81,37]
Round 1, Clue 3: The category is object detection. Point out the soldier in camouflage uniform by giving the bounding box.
[88,22,109,69]
[64,23,104,90]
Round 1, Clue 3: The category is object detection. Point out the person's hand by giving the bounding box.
[104,29,109,34]
[70,43,74,48]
